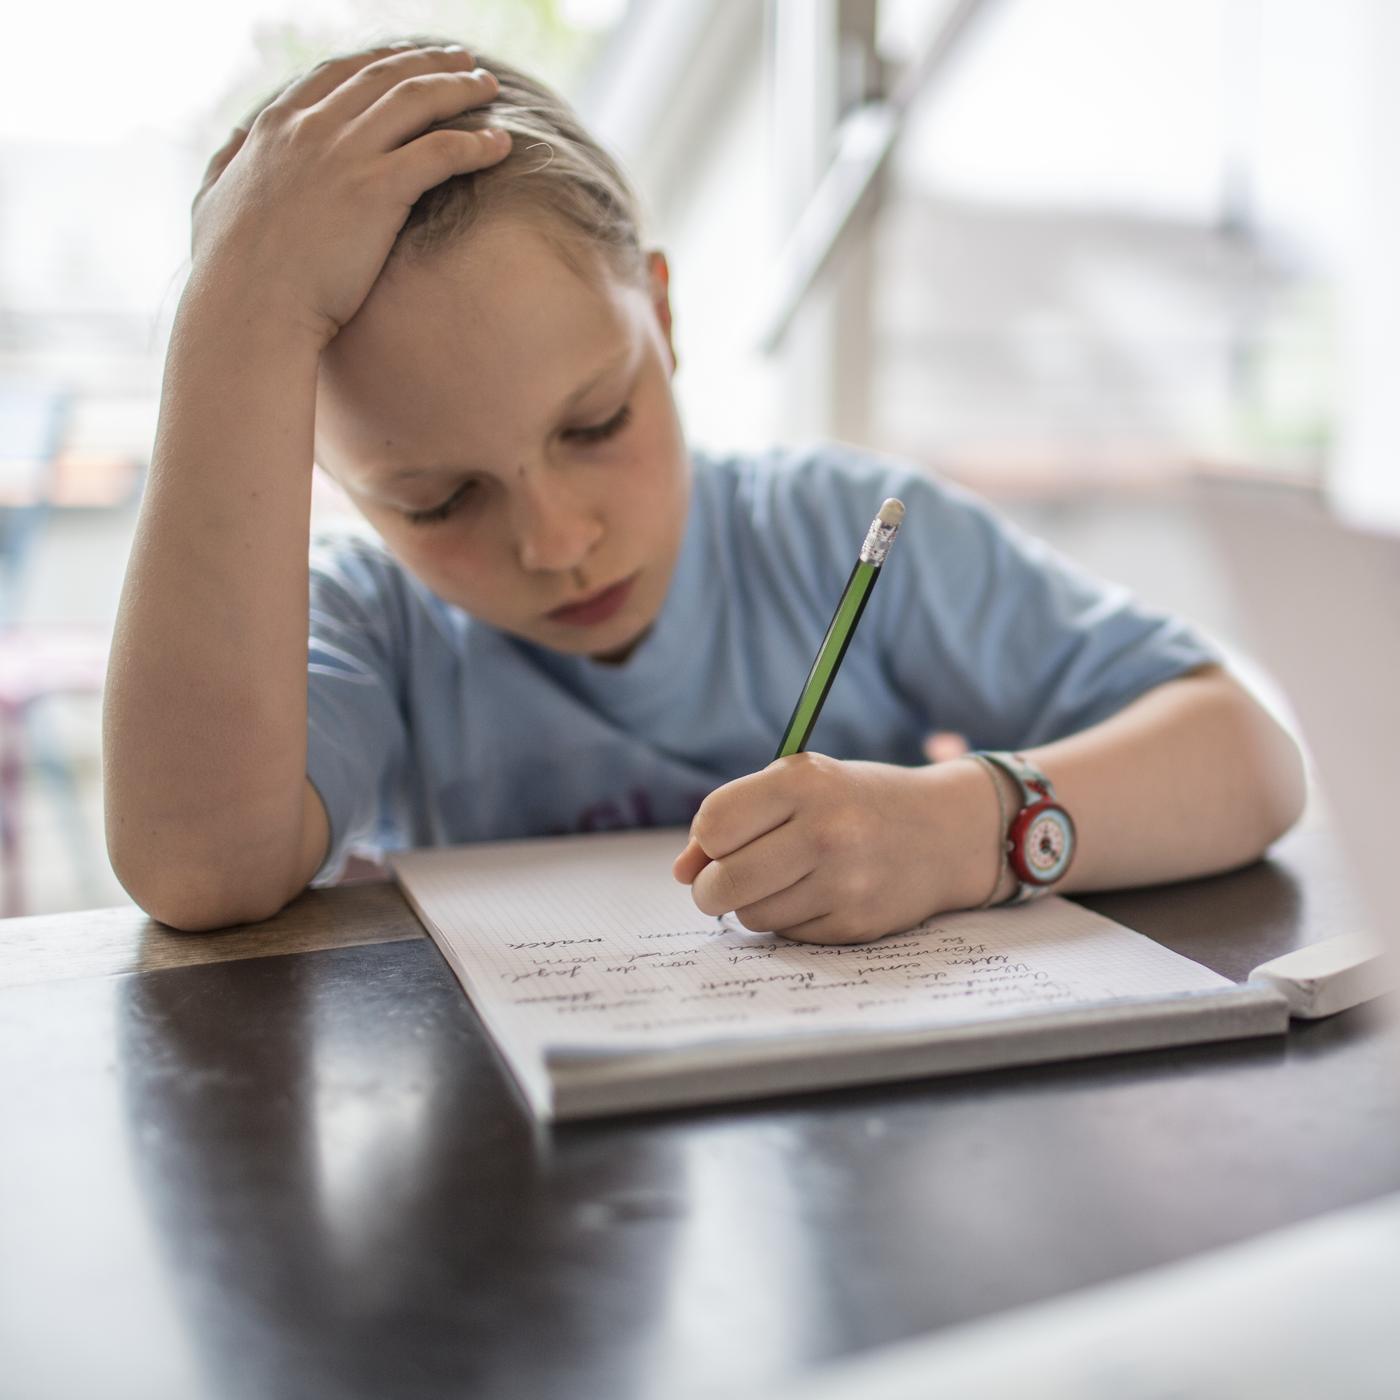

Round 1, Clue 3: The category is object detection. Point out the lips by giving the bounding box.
[546,573,637,628]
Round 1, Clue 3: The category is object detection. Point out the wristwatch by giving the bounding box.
[979,751,1076,903]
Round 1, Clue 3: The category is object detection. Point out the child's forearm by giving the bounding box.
[103,276,326,928]
[677,664,1304,943]
[105,48,512,928]
[975,664,1307,900]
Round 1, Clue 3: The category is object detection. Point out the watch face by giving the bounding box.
[1016,805,1075,884]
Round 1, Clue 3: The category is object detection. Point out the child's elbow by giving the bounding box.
[150,892,290,934]
[114,853,296,932]
[1236,689,1308,852]
[1259,730,1307,847]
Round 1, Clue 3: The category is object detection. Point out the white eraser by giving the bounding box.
[1248,933,1393,1019]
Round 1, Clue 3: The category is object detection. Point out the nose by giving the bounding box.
[510,466,605,575]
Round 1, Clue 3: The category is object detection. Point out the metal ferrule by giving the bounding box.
[859,515,901,566]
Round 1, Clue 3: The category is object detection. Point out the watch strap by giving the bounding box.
[975,751,1068,903]
[967,752,1011,908]
[979,750,1052,807]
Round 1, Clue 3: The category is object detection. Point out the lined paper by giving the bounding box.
[392,829,1238,1064]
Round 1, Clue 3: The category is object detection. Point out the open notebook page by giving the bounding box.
[391,829,1247,1066]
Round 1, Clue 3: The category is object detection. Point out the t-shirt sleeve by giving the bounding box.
[305,536,411,886]
[825,454,1219,748]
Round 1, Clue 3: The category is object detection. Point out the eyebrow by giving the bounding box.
[384,345,635,483]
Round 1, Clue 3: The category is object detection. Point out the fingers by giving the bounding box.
[728,870,823,934]
[716,851,889,942]
[270,41,447,112]
[681,753,912,943]
[191,125,250,233]
[770,912,888,946]
[688,758,811,862]
[671,837,710,885]
[384,127,512,204]
[690,818,815,918]
[319,45,488,128]
[198,125,250,194]
[356,67,502,151]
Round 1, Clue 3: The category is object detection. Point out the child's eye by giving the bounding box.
[403,479,479,526]
[564,403,632,445]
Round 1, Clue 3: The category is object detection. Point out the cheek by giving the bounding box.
[621,407,686,504]
[381,519,509,599]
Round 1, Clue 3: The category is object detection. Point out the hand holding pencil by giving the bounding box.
[672,496,1006,946]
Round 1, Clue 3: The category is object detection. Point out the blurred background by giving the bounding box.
[2,0,1396,915]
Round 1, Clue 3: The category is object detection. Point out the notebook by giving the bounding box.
[390,827,1370,1121]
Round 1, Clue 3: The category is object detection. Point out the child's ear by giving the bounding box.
[647,249,678,374]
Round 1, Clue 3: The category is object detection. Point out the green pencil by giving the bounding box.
[775,497,906,759]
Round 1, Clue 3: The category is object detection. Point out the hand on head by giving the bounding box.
[191,42,511,346]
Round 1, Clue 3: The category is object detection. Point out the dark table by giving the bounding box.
[3,827,1397,1400]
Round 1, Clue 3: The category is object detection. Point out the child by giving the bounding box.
[104,40,1306,941]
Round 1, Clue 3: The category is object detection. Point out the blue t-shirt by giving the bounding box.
[306,444,1215,883]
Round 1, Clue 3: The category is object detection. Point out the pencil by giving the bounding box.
[774,497,906,759]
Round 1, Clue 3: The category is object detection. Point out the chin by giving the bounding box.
[590,626,650,664]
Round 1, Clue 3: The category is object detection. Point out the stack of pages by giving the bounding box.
[391,829,1303,1120]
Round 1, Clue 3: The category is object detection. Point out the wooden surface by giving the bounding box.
[0,879,422,988]
[2,828,1397,1400]
[0,824,1347,989]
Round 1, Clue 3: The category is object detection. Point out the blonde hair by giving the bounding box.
[395,43,646,278]
[245,40,647,279]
